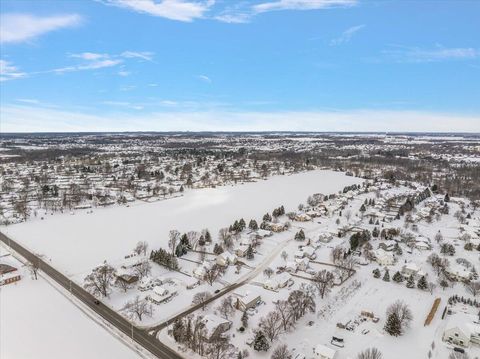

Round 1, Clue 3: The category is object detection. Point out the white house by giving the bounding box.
[373,249,395,266]
[235,290,261,311]
[313,344,337,359]
[446,264,472,282]
[318,233,333,243]
[443,313,480,347]
[264,272,292,291]
[148,285,177,305]
[295,213,312,222]
[401,262,426,278]
[235,244,250,257]
[193,261,214,279]
[295,257,310,271]
[216,251,237,266]
[202,314,232,342]
[138,276,162,291]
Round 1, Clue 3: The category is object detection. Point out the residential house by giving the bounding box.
[446,264,472,282]
[147,284,177,305]
[193,261,214,279]
[235,291,261,311]
[0,263,21,286]
[216,252,237,266]
[443,313,480,347]
[295,257,310,271]
[202,314,232,342]
[313,344,338,359]
[401,262,427,279]
[373,249,395,266]
[318,233,333,243]
[268,222,288,232]
[295,213,312,222]
[263,272,292,291]
[235,244,250,258]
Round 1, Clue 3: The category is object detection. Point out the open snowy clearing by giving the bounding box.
[0,248,142,359]
[2,170,361,276]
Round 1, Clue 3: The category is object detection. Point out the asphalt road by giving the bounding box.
[0,231,183,359]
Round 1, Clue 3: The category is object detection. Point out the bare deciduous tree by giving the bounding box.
[271,344,292,359]
[192,291,212,311]
[259,310,282,342]
[275,300,293,332]
[216,296,234,320]
[264,267,274,278]
[168,230,180,256]
[464,280,480,297]
[84,262,116,297]
[133,241,148,256]
[26,261,39,280]
[218,228,233,250]
[204,264,225,286]
[357,347,383,359]
[123,295,153,321]
[134,259,152,279]
[313,270,335,299]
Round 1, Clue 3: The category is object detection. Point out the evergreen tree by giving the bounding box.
[213,243,224,255]
[417,275,428,290]
[444,193,450,202]
[384,312,402,336]
[204,230,212,243]
[406,274,415,288]
[253,330,270,352]
[360,204,366,213]
[394,243,403,256]
[373,268,381,278]
[249,219,258,230]
[393,271,404,283]
[372,227,379,238]
[246,245,254,260]
[180,233,189,246]
[294,229,305,241]
[383,269,390,282]
[241,310,249,328]
[239,218,246,230]
[263,213,272,222]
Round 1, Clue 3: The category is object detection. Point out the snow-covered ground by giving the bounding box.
[0,247,143,359]
[2,170,361,276]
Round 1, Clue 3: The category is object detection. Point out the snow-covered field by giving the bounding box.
[0,247,142,359]
[2,170,361,276]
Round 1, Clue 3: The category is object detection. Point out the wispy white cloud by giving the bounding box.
[118,70,131,76]
[0,60,27,81]
[52,58,123,74]
[121,51,154,61]
[330,24,365,46]
[70,52,109,61]
[253,0,357,13]
[383,45,479,63]
[197,74,212,83]
[0,13,82,44]
[102,101,144,110]
[100,0,214,22]
[16,98,40,104]
[1,104,479,133]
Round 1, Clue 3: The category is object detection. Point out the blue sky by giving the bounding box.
[0,0,479,132]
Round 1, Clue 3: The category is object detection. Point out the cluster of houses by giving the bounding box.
[0,146,300,225]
